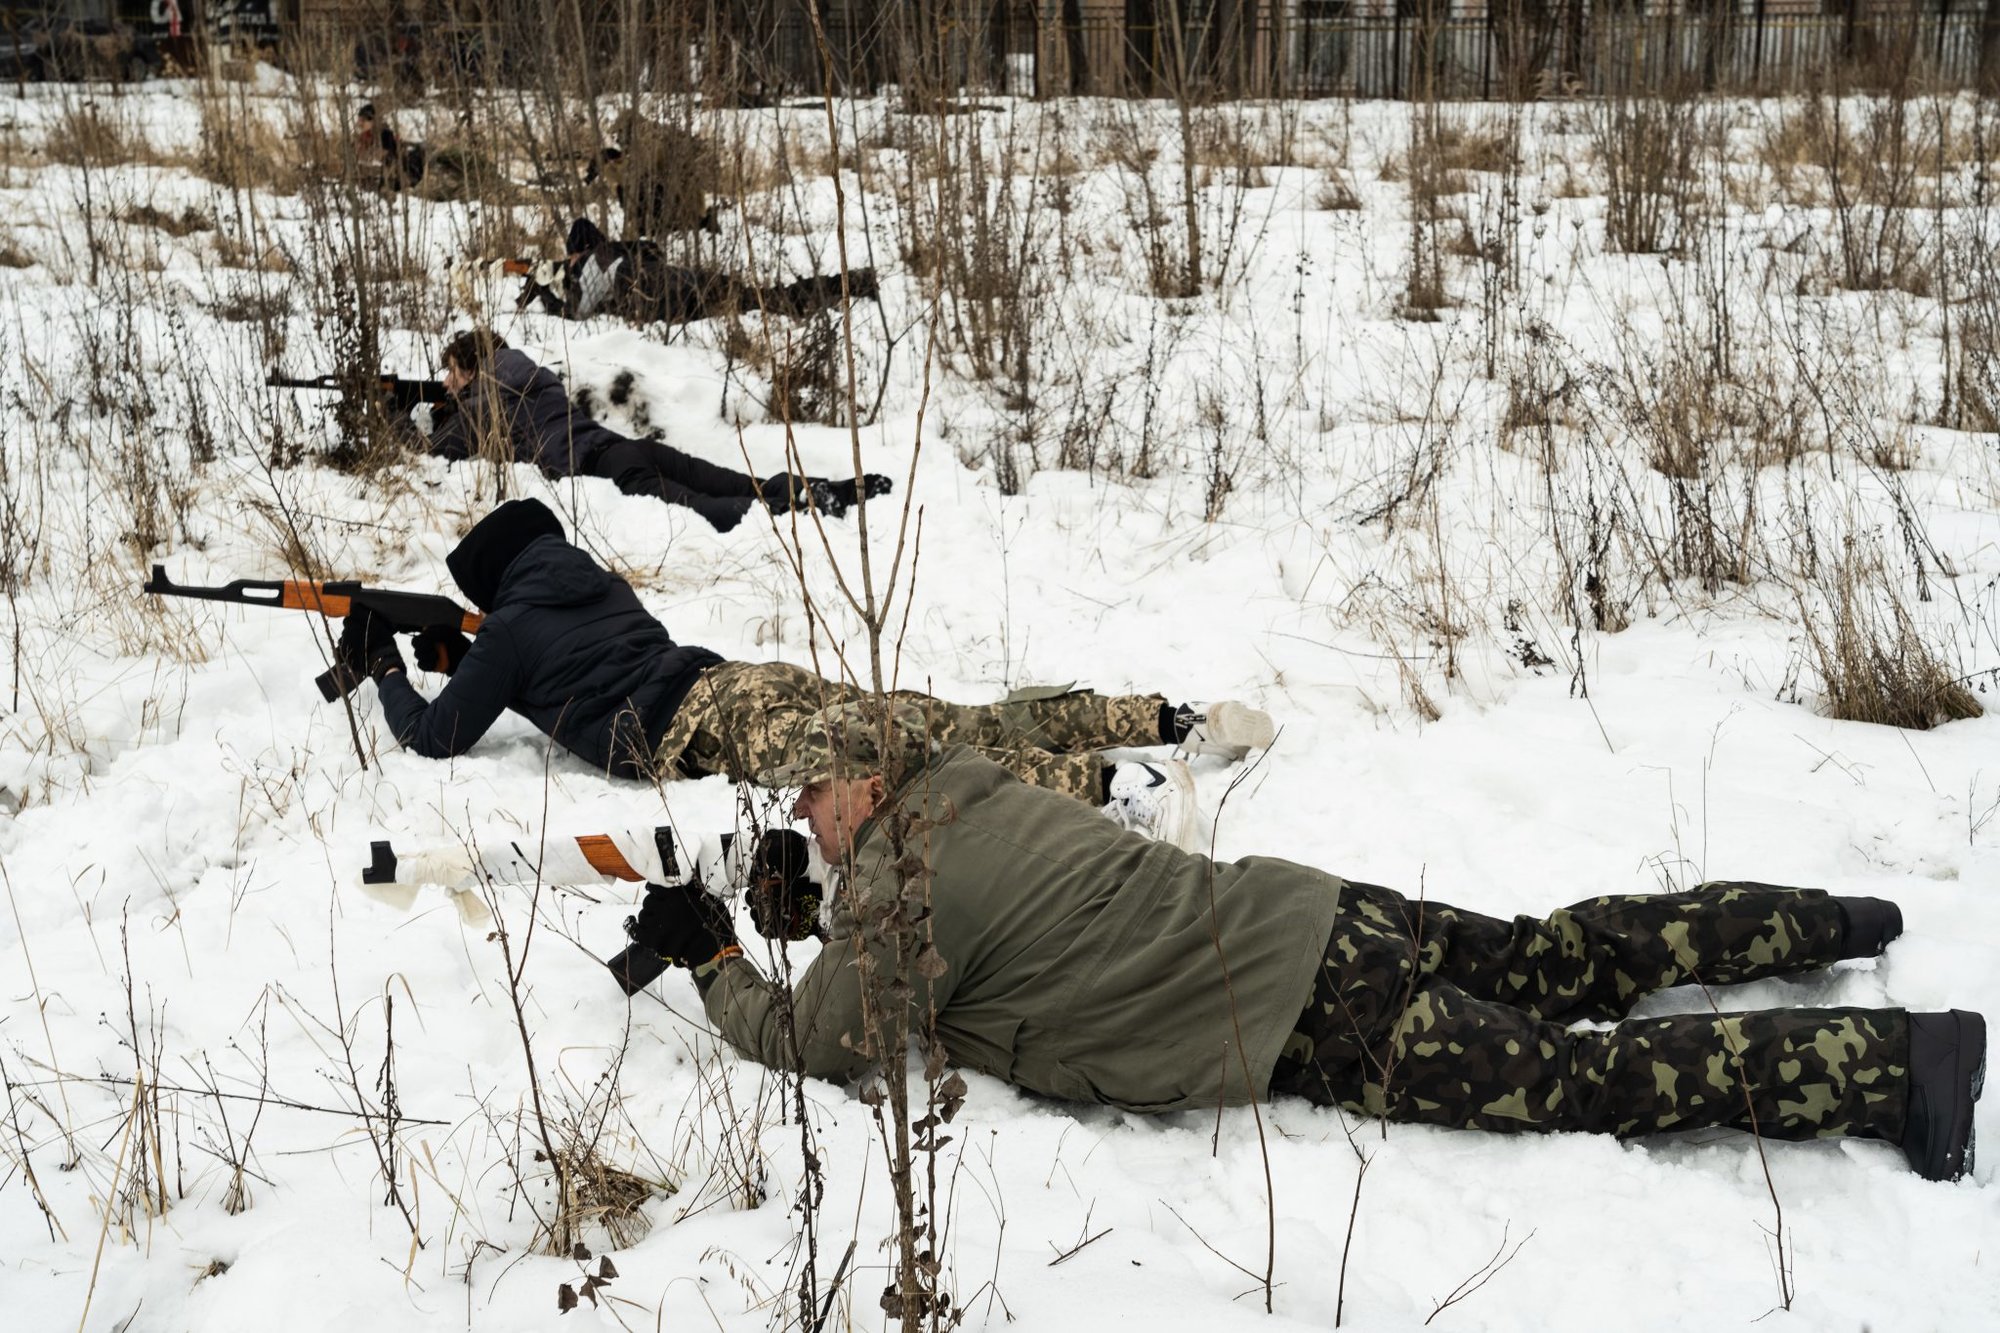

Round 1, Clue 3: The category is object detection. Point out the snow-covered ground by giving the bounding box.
[1,75,1996,1331]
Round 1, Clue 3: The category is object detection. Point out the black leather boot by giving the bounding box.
[1902,1009,1986,1182]
[1836,896,1904,959]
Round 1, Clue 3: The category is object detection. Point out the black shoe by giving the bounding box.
[1837,896,1903,959]
[1902,1010,1985,1182]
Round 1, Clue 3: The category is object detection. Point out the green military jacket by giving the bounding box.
[702,747,1343,1112]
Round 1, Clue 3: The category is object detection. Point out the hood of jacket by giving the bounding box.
[445,498,566,612]
[491,535,616,609]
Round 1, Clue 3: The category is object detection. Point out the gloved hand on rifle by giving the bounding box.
[411,626,472,675]
[746,829,824,943]
[337,608,405,683]
[606,879,740,996]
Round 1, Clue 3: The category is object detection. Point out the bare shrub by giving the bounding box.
[1106,108,1196,299]
[193,82,303,194]
[114,201,214,238]
[1399,104,1461,319]
[43,102,147,167]
[1936,104,2000,433]
[899,100,1047,389]
[213,229,292,273]
[1316,173,1362,211]
[1793,93,1935,295]
[1593,91,1700,255]
[1798,541,1981,730]
[1946,290,2000,434]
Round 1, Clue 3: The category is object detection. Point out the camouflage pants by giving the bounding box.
[1270,881,1908,1142]
[655,661,1165,800]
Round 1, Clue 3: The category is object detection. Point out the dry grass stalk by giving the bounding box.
[1799,545,1981,730]
[43,103,149,167]
[547,1139,662,1252]
[1594,92,1700,255]
[114,201,214,237]
[1316,173,1362,211]
[194,86,305,194]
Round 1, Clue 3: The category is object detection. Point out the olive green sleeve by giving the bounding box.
[699,935,878,1082]
[700,850,957,1083]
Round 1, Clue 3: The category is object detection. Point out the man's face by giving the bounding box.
[441,357,471,394]
[791,775,882,863]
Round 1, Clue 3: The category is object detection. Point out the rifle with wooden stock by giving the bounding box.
[142,565,482,702]
[266,372,452,415]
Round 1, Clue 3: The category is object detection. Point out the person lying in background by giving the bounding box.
[400,328,889,532]
[516,218,879,326]
[352,102,425,192]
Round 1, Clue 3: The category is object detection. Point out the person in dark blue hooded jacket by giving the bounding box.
[408,329,890,532]
[334,500,1279,801]
[339,497,722,777]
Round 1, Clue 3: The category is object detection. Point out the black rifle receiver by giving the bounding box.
[143,565,481,702]
[267,372,451,415]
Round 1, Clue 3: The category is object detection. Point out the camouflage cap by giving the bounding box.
[766,699,933,787]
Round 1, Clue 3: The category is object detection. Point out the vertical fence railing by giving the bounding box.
[718,7,1993,100]
[293,3,2000,100]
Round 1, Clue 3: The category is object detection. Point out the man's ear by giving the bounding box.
[866,775,887,806]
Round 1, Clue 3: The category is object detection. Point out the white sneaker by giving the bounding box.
[1174,700,1275,760]
[1103,759,1209,852]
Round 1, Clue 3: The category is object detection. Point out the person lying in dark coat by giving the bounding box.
[402,328,890,532]
[334,500,1276,810]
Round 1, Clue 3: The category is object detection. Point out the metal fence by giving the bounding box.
[741,8,2000,100]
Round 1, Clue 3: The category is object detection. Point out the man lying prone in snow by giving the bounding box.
[508,218,880,327]
[617,698,1987,1182]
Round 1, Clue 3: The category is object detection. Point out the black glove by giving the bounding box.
[337,608,405,683]
[810,473,893,518]
[606,876,736,997]
[411,626,471,675]
[746,829,824,943]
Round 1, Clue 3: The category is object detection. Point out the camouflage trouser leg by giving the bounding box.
[1352,988,1907,1139]
[1417,879,1846,1024]
[655,661,1164,801]
[1271,880,1906,1140]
